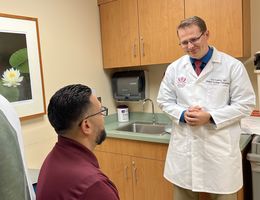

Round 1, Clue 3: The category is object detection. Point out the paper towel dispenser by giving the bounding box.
[112,70,148,101]
[254,51,260,70]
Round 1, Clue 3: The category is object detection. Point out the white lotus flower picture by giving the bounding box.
[0,44,32,102]
[0,15,45,119]
[2,68,24,87]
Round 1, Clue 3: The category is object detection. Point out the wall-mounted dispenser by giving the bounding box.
[254,51,260,108]
[254,51,260,70]
[112,70,149,101]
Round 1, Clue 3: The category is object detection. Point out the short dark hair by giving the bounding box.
[47,84,92,134]
[177,16,207,34]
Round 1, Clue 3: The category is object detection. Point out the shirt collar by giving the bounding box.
[190,46,213,65]
[57,135,99,167]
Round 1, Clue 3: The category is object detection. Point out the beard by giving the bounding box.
[96,129,107,145]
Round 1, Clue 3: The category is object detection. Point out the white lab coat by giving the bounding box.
[0,95,35,199]
[157,47,255,194]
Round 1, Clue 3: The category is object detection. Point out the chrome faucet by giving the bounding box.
[143,98,156,124]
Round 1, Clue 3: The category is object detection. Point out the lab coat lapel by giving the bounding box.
[197,48,222,79]
[199,62,214,78]
[183,58,198,78]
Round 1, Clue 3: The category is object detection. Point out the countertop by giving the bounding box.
[105,112,252,151]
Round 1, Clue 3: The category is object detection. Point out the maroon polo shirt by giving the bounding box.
[36,136,119,200]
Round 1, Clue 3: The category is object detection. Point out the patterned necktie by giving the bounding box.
[194,60,202,76]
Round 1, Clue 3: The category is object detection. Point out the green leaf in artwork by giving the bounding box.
[9,48,29,73]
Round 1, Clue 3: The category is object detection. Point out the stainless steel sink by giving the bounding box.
[116,121,169,135]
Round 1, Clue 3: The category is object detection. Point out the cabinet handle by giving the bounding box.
[132,161,137,184]
[124,166,128,180]
[140,37,145,57]
[133,43,137,57]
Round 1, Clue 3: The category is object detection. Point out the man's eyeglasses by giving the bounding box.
[79,106,108,126]
[179,32,204,47]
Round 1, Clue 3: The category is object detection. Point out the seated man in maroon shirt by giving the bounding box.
[36,84,120,200]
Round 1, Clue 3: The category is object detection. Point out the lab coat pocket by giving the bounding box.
[205,129,231,156]
[206,84,229,108]
[170,125,190,153]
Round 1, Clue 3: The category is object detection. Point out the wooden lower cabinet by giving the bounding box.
[95,151,134,200]
[95,138,248,200]
[132,157,173,200]
[94,138,173,200]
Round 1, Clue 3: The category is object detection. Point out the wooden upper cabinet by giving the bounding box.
[98,0,250,68]
[99,0,140,68]
[138,0,184,65]
[98,0,184,68]
[185,0,251,58]
[97,0,116,5]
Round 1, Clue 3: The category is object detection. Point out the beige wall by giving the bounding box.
[0,0,259,168]
[0,0,115,168]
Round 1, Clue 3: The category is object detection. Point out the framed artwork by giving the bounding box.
[0,13,46,120]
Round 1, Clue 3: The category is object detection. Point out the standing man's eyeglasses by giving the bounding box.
[79,106,108,126]
[179,32,205,47]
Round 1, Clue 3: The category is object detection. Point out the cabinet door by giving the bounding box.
[95,151,134,200]
[185,0,250,57]
[138,0,184,65]
[99,0,140,68]
[132,157,173,200]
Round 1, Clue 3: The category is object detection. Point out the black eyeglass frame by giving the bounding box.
[179,32,205,47]
[78,106,108,126]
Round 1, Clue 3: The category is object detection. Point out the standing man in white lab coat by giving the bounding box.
[157,16,255,200]
[0,94,35,200]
